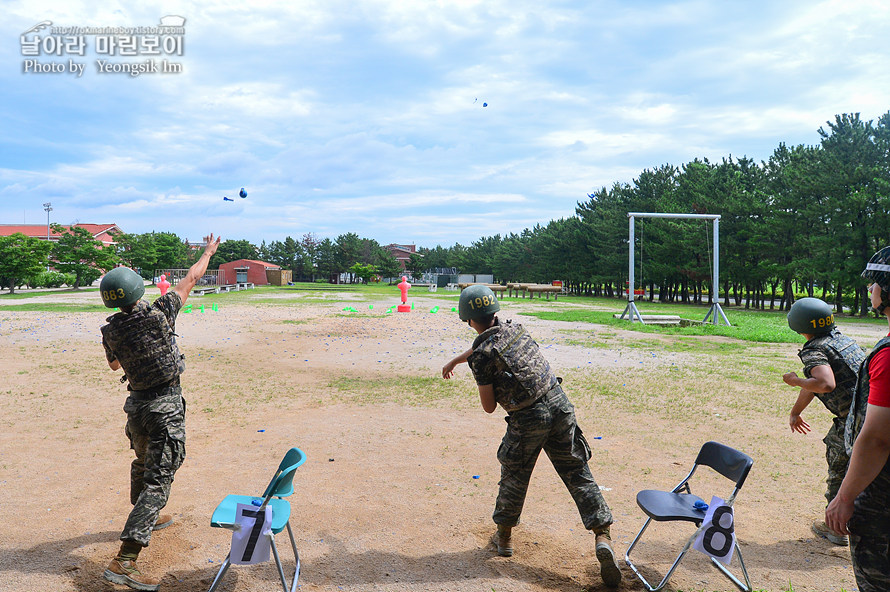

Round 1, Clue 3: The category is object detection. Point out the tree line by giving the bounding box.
[0,227,406,293]
[413,112,890,315]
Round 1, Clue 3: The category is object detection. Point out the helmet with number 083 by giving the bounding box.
[787,297,835,335]
[458,284,500,321]
[100,267,145,308]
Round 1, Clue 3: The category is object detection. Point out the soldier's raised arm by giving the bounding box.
[174,234,221,305]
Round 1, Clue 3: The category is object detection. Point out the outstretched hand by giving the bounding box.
[204,233,221,257]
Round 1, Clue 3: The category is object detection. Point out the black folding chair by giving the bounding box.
[625,441,753,591]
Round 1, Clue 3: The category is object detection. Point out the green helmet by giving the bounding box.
[787,297,834,335]
[459,285,500,321]
[100,267,145,308]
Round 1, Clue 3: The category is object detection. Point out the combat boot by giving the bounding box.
[153,514,174,531]
[492,524,513,557]
[103,558,160,591]
[812,520,848,546]
[594,528,622,588]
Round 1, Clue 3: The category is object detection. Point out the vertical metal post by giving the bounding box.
[628,215,635,306]
[620,215,644,323]
[703,216,730,325]
[713,217,719,303]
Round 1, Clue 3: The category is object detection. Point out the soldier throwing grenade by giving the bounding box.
[782,297,865,546]
[442,285,622,588]
[99,234,220,591]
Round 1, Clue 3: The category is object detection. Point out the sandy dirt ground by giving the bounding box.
[0,287,879,592]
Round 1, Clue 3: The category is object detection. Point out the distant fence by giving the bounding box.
[153,269,221,286]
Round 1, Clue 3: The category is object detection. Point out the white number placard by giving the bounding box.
[692,496,736,565]
[231,503,273,565]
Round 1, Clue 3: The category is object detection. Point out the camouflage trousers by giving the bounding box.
[823,420,849,505]
[120,389,186,547]
[850,534,890,592]
[493,385,613,531]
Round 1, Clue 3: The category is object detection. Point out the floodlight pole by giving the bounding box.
[43,202,52,271]
[620,212,730,326]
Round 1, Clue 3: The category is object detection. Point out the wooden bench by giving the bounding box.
[192,284,242,296]
[526,284,563,300]
[458,283,508,294]
[192,286,221,296]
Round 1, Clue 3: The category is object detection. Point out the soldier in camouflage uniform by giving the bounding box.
[442,285,621,588]
[99,234,220,591]
[827,247,890,592]
[782,297,866,545]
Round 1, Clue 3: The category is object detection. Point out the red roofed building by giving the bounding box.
[217,259,281,286]
[0,223,122,246]
[384,243,419,269]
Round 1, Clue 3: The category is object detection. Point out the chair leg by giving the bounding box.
[624,519,704,592]
[270,537,289,592]
[709,545,752,592]
[285,522,301,592]
[625,518,664,591]
[207,553,232,592]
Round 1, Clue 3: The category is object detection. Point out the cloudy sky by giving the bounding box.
[2,1,889,248]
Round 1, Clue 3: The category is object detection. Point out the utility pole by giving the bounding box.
[43,202,52,271]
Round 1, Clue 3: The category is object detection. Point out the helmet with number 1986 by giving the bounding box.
[458,285,500,321]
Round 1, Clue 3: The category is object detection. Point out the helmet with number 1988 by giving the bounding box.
[458,285,500,321]
[100,267,145,308]
[787,297,834,335]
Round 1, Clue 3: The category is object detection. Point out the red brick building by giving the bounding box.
[217,259,280,286]
[384,244,419,269]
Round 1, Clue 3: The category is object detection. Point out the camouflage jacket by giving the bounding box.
[844,335,890,535]
[798,329,865,418]
[101,292,185,391]
[468,319,558,413]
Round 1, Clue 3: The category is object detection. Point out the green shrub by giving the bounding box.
[31,271,76,288]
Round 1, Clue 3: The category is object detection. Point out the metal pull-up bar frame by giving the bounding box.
[620,212,730,326]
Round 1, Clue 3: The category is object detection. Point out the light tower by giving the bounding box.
[43,202,53,271]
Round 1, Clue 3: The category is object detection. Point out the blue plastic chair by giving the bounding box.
[624,441,753,592]
[207,447,307,592]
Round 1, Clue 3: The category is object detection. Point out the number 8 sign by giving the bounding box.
[692,496,736,565]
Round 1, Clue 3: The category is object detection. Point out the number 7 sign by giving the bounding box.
[231,503,273,565]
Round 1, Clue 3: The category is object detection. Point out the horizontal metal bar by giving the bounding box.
[628,212,720,220]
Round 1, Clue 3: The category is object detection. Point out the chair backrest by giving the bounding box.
[261,447,307,500]
[694,441,753,489]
